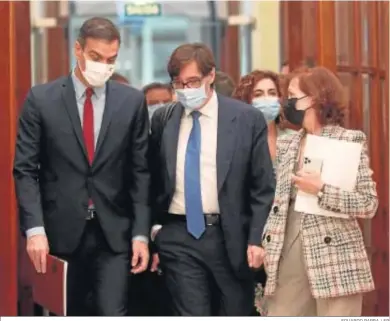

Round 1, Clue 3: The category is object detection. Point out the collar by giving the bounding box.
[71,68,106,100]
[298,125,343,138]
[184,90,218,118]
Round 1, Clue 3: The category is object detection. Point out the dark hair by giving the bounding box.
[109,72,129,84]
[281,57,316,72]
[167,43,216,79]
[285,66,347,126]
[233,70,281,104]
[302,57,316,68]
[78,17,121,48]
[143,82,172,95]
[233,70,288,128]
[214,71,235,97]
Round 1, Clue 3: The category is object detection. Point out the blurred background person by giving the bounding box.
[263,66,378,316]
[280,57,316,75]
[213,70,235,97]
[144,82,174,105]
[128,81,175,316]
[128,81,176,316]
[143,82,174,120]
[110,72,130,85]
[281,61,289,75]
[233,70,294,162]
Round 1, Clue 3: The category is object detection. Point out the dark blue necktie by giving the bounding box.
[184,111,205,239]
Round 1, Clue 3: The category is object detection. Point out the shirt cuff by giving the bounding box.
[151,224,162,242]
[26,227,46,238]
[132,235,149,244]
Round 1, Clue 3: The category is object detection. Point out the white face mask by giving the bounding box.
[80,57,115,87]
[147,102,167,120]
[175,84,208,110]
[252,97,280,122]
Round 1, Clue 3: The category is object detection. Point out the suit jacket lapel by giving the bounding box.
[61,76,88,161]
[163,103,183,188]
[277,129,305,203]
[216,95,238,192]
[93,81,118,164]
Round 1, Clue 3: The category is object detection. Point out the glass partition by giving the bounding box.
[68,0,237,88]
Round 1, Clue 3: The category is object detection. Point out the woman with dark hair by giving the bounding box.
[233,70,295,162]
[109,72,130,84]
[262,67,377,316]
[233,70,290,315]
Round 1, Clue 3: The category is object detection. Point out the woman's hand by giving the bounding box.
[291,170,324,195]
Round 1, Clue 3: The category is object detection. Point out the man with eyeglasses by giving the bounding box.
[149,43,275,316]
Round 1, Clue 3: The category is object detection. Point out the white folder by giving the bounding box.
[294,134,363,219]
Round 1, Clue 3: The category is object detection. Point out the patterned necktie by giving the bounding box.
[83,88,94,164]
[184,111,205,239]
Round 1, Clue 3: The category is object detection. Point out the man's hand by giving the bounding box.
[150,253,160,272]
[247,245,265,269]
[27,235,49,273]
[131,240,149,274]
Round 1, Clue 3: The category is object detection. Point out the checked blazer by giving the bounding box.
[262,125,378,299]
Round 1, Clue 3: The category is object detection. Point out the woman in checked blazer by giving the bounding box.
[262,67,378,316]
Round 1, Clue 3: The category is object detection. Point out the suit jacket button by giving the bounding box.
[324,236,331,244]
[266,235,271,242]
[273,206,279,214]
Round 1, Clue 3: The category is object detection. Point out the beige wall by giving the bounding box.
[251,0,280,72]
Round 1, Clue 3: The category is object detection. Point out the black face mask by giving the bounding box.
[283,97,308,126]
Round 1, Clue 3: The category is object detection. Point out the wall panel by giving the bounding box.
[0,1,31,316]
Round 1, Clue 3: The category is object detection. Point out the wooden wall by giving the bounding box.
[220,0,240,83]
[0,1,31,316]
[45,1,70,82]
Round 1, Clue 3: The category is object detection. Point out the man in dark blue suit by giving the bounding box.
[14,17,150,316]
[149,43,275,316]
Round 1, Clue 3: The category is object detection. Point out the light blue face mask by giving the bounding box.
[175,84,208,110]
[252,97,281,122]
[147,103,166,120]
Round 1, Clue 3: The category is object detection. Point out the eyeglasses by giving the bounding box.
[171,77,203,89]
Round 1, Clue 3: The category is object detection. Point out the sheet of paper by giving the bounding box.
[294,134,362,219]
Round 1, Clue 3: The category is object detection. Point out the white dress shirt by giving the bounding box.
[152,91,220,238]
[169,91,220,214]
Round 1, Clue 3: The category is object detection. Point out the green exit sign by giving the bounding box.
[124,2,162,17]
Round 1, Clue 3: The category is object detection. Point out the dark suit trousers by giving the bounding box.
[54,218,130,316]
[128,271,172,316]
[128,242,172,316]
[155,220,253,316]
